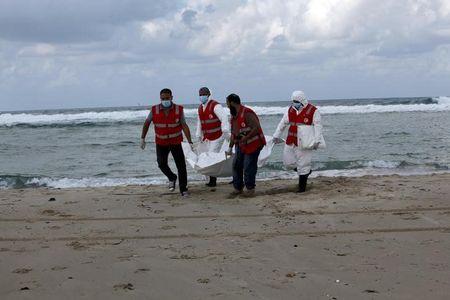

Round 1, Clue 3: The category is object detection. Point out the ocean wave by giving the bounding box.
[1,96,449,127]
[1,163,448,189]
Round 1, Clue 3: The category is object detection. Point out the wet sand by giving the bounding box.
[1,174,449,299]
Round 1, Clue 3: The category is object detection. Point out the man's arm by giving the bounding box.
[180,113,193,144]
[140,112,152,149]
[214,104,230,134]
[195,115,202,141]
[312,110,323,148]
[239,113,260,144]
[141,119,151,139]
[273,111,289,139]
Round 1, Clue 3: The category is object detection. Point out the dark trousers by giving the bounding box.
[156,144,187,193]
[232,146,262,191]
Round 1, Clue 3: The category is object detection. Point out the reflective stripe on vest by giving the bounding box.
[201,118,220,124]
[155,132,182,139]
[152,104,184,145]
[235,105,266,154]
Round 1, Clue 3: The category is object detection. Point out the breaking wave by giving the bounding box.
[1,96,449,127]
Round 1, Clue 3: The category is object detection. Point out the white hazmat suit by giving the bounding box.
[195,98,230,154]
[273,91,325,176]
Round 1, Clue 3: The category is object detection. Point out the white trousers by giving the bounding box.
[283,144,313,175]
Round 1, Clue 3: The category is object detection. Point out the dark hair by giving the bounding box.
[226,93,241,104]
[199,87,210,94]
[160,88,172,96]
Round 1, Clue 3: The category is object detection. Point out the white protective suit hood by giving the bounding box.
[291,90,308,107]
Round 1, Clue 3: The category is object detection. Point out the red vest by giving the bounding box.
[198,100,222,141]
[232,105,266,154]
[152,104,183,146]
[286,103,317,146]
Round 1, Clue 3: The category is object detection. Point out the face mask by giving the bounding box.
[161,100,172,108]
[229,106,237,116]
[293,102,303,110]
[199,95,209,104]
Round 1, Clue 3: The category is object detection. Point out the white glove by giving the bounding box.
[140,138,146,150]
[225,147,233,158]
[273,137,283,144]
[223,131,232,141]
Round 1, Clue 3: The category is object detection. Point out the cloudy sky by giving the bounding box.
[1,0,450,111]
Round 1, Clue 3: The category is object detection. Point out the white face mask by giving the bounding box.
[161,100,172,108]
[292,102,303,109]
[199,95,209,104]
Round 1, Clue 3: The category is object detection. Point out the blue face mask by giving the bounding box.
[161,100,172,108]
[293,102,303,110]
[199,95,209,104]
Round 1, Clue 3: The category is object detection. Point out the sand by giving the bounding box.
[1,173,449,299]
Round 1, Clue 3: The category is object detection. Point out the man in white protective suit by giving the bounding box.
[195,87,230,187]
[273,90,325,193]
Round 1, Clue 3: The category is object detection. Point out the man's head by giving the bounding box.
[160,88,173,108]
[199,87,211,97]
[160,88,173,101]
[291,90,308,109]
[226,93,241,116]
[199,87,211,104]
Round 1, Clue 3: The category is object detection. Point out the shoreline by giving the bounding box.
[1,173,449,299]
[2,169,450,190]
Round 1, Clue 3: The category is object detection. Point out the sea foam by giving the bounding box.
[1,96,449,127]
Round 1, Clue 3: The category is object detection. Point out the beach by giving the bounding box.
[1,173,449,299]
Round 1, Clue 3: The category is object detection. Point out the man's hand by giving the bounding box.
[189,142,195,152]
[273,137,283,144]
[140,138,146,150]
[312,142,320,150]
[223,131,231,141]
[225,147,233,158]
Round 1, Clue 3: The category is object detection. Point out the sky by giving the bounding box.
[0,0,450,111]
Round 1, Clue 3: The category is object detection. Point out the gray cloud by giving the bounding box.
[0,0,180,43]
[1,0,450,111]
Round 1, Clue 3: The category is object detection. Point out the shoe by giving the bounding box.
[227,189,242,199]
[241,189,255,198]
[181,191,190,198]
[297,170,312,193]
[168,178,177,192]
[205,177,217,187]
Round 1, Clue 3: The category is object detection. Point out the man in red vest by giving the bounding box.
[225,93,266,198]
[140,88,194,197]
[273,90,325,192]
[195,87,230,187]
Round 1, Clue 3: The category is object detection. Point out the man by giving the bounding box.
[195,87,230,187]
[141,88,194,197]
[273,90,325,193]
[225,93,266,198]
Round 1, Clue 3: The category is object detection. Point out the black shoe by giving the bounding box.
[297,170,312,193]
[168,177,177,192]
[205,177,217,187]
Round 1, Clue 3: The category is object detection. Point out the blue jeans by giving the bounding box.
[232,146,262,191]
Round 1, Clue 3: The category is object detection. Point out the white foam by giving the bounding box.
[1,166,448,189]
[25,176,167,189]
[1,96,449,126]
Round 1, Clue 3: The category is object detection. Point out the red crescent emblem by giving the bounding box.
[209,114,213,119]
[304,118,309,123]
[241,122,246,127]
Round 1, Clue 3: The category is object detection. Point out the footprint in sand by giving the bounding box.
[12,268,32,274]
[113,283,134,291]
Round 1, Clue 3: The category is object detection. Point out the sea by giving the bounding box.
[1,96,449,189]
